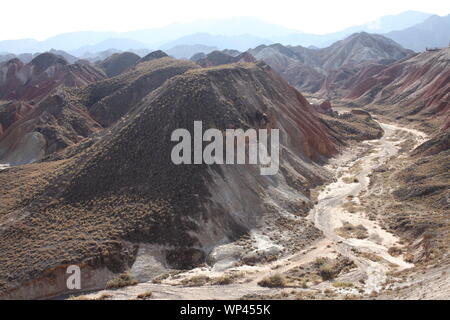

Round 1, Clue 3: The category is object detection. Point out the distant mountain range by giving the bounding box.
[0,11,449,58]
[160,33,273,52]
[269,10,436,47]
[386,14,450,51]
[247,32,414,93]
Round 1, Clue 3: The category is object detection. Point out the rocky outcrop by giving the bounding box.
[413,131,450,157]
[314,101,333,114]
[319,109,384,143]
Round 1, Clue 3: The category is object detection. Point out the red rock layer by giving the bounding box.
[0,53,106,102]
[345,48,450,128]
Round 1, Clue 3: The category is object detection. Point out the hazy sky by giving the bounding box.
[1,0,448,40]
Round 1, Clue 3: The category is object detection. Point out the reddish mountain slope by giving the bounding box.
[0,101,33,136]
[0,53,106,101]
[248,33,412,94]
[0,58,198,165]
[345,47,450,128]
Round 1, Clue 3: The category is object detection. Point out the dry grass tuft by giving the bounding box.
[258,274,287,288]
[106,272,138,289]
[336,222,369,239]
[137,290,153,299]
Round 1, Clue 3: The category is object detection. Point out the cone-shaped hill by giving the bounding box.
[0,61,365,299]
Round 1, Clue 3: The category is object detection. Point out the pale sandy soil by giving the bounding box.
[309,122,425,294]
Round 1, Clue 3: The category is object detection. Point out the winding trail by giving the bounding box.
[309,121,427,293]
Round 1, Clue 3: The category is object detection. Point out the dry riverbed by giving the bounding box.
[72,120,445,301]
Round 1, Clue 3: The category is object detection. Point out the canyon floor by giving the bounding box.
[69,109,448,300]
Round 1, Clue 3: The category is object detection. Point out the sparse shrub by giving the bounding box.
[181,275,211,287]
[358,251,383,262]
[388,246,403,257]
[299,280,308,289]
[313,257,329,267]
[318,264,336,281]
[258,274,286,288]
[95,293,112,300]
[404,253,415,263]
[106,272,138,289]
[332,282,354,289]
[313,256,355,281]
[212,273,243,285]
[152,272,170,284]
[137,290,153,299]
[336,222,368,239]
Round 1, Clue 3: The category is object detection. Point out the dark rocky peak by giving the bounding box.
[140,50,169,63]
[30,52,68,73]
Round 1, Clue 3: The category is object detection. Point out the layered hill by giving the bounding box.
[0,61,344,299]
[0,101,33,136]
[0,53,106,101]
[0,57,198,165]
[248,32,413,93]
[344,47,450,130]
[316,32,413,71]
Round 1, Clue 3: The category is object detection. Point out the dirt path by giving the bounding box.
[309,122,427,293]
